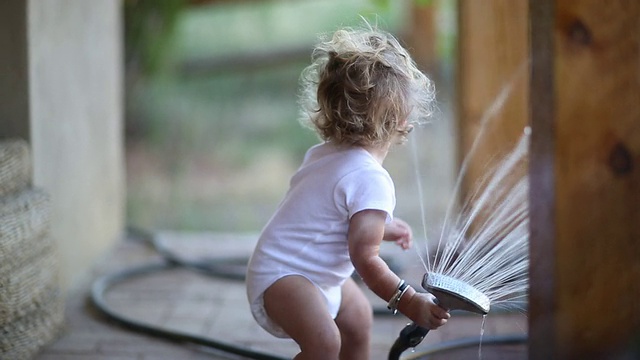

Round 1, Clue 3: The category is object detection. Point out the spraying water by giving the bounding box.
[410,62,530,312]
[388,61,530,360]
[432,131,529,310]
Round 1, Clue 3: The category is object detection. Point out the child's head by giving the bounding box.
[299,24,435,147]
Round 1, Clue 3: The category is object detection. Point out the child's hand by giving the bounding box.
[383,218,413,250]
[406,292,450,330]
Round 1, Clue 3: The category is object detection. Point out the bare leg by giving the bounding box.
[335,277,373,360]
[263,275,341,360]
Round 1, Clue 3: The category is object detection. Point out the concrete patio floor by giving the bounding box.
[36,232,527,360]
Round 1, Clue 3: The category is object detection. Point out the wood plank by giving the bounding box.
[530,0,640,358]
[554,0,640,357]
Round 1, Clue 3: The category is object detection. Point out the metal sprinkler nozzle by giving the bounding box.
[422,272,490,315]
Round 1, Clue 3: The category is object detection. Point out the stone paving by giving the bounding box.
[36,232,527,360]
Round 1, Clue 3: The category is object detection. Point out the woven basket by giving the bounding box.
[0,286,64,360]
[0,138,64,359]
[0,237,59,326]
[0,140,31,197]
[0,189,51,270]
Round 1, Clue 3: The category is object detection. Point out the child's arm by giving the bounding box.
[348,209,450,330]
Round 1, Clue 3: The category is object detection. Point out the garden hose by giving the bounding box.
[91,261,288,360]
[387,323,430,360]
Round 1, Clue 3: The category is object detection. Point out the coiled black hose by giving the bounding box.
[91,261,288,360]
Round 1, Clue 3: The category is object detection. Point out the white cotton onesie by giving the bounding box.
[246,141,396,338]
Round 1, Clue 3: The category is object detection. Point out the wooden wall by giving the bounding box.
[458,0,640,357]
[529,0,640,358]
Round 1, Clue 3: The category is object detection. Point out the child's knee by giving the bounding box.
[338,311,372,347]
[341,321,371,346]
[300,327,341,356]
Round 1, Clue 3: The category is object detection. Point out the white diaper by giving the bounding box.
[247,273,343,338]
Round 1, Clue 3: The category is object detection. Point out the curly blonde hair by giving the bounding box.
[298,25,435,147]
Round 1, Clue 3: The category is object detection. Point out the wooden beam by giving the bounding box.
[529,0,640,358]
[179,45,311,76]
[457,0,529,197]
[528,1,557,358]
[457,0,529,227]
[405,1,437,74]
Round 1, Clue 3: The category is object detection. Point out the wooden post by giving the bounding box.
[457,0,529,228]
[405,1,438,74]
[529,0,640,359]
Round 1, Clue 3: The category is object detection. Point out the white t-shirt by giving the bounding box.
[246,142,396,330]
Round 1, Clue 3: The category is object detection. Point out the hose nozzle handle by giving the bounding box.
[387,322,430,360]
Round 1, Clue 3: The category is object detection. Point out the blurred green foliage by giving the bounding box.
[124,0,414,78]
[124,0,453,232]
[124,0,186,76]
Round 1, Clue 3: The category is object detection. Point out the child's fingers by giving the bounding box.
[395,233,412,248]
[431,306,450,320]
[427,294,450,320]
[395,238,411,250]
[429,317,448,329]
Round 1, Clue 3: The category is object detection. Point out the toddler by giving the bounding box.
[246,24,449,360]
